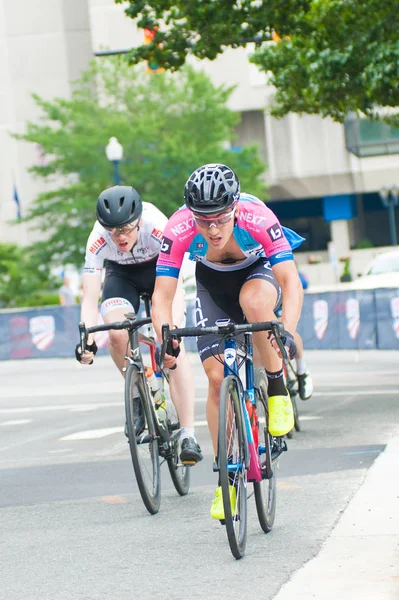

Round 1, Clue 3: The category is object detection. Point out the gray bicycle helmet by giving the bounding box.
[184,163,240,215]
[96,185,142,228]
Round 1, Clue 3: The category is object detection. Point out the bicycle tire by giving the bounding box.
[167,438,190,496]
[286,370,301,435]
[218,375,248,560]
[286,376,301,433]
[253,368,277,533]
[125,364,161,515]
[158,373,191,496]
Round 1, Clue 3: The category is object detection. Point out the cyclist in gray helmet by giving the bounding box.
[96,185,142,228]
[76,184,203,466]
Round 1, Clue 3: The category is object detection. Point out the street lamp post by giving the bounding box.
[379,187,399,247]
[105,137,123,185]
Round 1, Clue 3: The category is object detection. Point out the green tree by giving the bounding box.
[0,243,59,308]
[16,58,266,268]
[117,0,399,125]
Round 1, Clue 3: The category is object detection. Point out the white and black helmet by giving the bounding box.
[184,163,240,215]
[96,185,142,228]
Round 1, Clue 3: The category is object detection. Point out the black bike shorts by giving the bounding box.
[101,258,157,315]
[194,258,282,362]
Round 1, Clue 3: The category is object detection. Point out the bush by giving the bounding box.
[16,293,61,308]
[354,238,374,249]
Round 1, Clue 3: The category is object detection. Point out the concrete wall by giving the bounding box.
[0,0,92,244]
[1,0,398,253]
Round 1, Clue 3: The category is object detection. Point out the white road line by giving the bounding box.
[0,419,32,426]
[312,390,398,397]
[0,402,123,414]
[60,427,124,441]
[1,388,397,417]
[0,385,123,399]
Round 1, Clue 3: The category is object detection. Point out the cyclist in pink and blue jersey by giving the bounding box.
[151,164,305,519]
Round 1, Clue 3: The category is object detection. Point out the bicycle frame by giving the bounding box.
[222,332,261,482]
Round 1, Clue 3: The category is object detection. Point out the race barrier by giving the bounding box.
[0,288,398,360]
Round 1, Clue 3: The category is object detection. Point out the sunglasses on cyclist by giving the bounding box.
[193,205,237,229]
[104,221,140,237]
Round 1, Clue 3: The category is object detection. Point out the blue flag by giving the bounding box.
[13,184,22,220]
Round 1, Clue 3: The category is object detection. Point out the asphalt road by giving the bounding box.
[0,350,398,600]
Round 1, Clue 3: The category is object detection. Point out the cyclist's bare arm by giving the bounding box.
[81,273,102,339]
[152,275,179,368]
[272,261,303,334]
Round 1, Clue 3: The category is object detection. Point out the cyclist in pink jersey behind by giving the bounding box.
[151,164,304,519]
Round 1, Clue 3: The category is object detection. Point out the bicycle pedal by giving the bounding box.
[181,460,196,466]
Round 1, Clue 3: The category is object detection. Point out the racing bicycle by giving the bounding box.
[78,294,190,515]
[161,318,289,560]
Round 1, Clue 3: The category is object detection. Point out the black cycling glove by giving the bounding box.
[75,340,98,364]
[165,337,181,370]
[281,331,297,360]
[166,338,181,359]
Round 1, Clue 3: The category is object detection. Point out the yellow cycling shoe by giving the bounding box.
[268,394,294,436]
[210,485,237,520]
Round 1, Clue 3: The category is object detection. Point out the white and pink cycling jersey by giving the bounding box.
[156,193,305,278]
[83,202,167,275]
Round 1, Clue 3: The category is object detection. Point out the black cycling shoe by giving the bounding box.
[180,437,203,465]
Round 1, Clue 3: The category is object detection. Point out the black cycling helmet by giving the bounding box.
[184,163,240,215]
[96,185,142,228]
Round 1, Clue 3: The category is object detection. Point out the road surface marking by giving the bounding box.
[60,427,124,440]
[0,419,32,426]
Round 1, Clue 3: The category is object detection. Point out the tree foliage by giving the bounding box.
[0,243,59,308]
[15,58,266,268]
[117,0,399,125]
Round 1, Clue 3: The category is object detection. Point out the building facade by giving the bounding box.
[1,0,398,263]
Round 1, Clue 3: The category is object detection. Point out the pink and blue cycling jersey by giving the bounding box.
[156,193,305,278]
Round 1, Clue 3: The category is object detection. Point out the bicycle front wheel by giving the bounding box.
[253,368,277,533]
[125,364,161,515]
[218,375,247,560]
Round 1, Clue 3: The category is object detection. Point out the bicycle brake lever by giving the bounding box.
[160,324,171,369]
[78,322,87,358]
[271,322,288,360]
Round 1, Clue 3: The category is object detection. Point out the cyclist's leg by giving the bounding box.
[294,331,314,399]
[194,266,247,455]
[101,262,142,374]
[194,266,249,517]
[239,260,294,436]
[168,274,195,430]
[168,274,203,463]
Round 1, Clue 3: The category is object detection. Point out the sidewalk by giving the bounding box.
[273,430,399,600]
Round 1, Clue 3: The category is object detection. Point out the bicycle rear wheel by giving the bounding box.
[162,374,190,496]
[218,375,247,560]
[253,368,277,533]
[125,364,161,514]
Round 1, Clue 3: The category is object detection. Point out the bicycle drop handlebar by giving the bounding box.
[160,319,288,366]
[78,316,152,357]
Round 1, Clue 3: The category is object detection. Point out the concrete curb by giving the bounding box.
[273,431,399,600]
